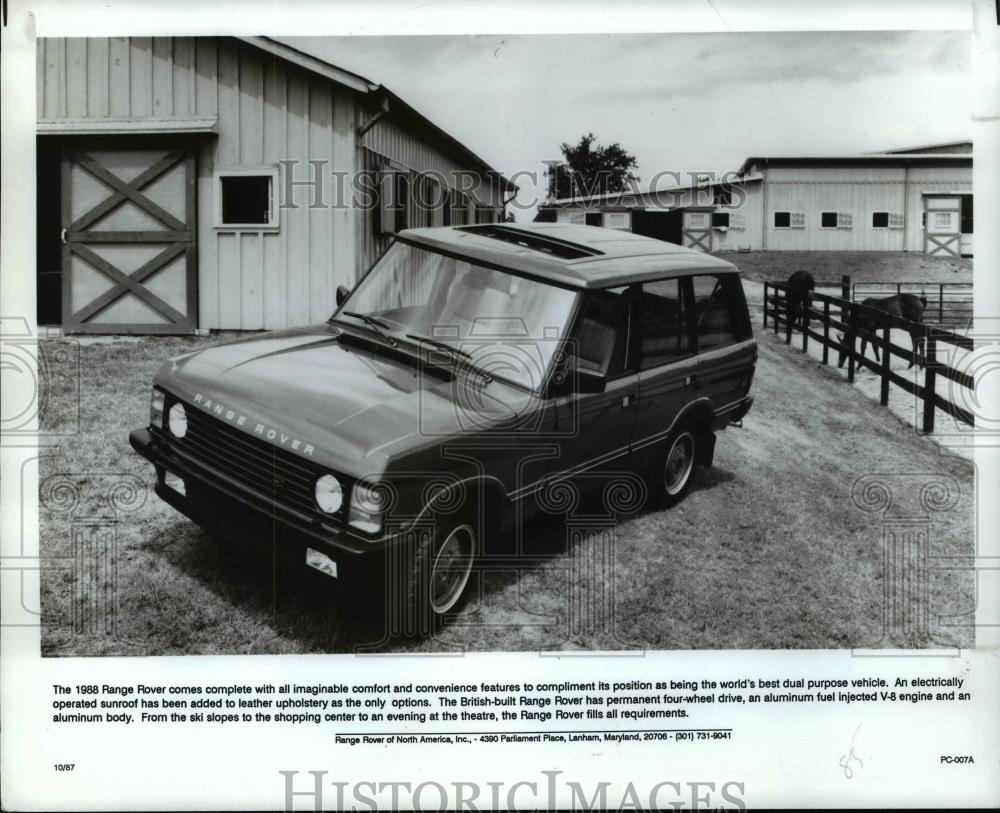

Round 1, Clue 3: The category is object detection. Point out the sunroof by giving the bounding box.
[457,225,604,260]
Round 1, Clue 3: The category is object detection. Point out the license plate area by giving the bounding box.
[163,469,186,496]
[306,547,338,579]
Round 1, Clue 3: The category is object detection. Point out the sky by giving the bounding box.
[283,30,971,220]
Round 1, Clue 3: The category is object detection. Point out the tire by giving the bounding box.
[650,426,697,508]
[402,511,477,635]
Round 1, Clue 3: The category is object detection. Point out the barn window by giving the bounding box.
[215,168,279,229]
[567,212,587,225]
[774,211,790,228]
[872,211,889,228]
[711,212,730,228]
[604,212,630,230]
[821,212,852,229]
[888,213,904,229]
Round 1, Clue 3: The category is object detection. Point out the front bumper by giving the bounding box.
[129,427,388,581]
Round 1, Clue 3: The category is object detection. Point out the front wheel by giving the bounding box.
[402,512,477,635]
[650,427,697,507]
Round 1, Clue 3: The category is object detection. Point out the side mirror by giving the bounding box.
[336,285,350,307]
[575,365,607,394]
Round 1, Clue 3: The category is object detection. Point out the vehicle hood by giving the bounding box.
[153,325,536,477]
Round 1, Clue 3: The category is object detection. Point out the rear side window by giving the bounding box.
[569,286,631,378]
[639,279,691,369]
[691,274,751,351]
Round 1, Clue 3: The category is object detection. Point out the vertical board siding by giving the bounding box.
[307,79,334,322]
[284,68,312,328]
[65,39,88,117]
[152,37,173,117]
[108,37,130,117]
[39,36,508,329]
[171,37,196,116]
[86,38,110,118]
[129,37,152,118]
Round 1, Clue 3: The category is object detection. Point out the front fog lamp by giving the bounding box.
[315,474,344,514]
[150,389,166,428]
[349,482,387,535]
[168,402,188,438]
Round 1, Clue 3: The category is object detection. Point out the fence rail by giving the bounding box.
[762,279,975,432]
[852,281,973,327]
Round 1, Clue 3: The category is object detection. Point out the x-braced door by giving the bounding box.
[62,147,197,334]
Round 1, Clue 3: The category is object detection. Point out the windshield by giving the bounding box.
[334,241,578,391]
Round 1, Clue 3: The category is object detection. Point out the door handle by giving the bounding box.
[685,374,698,387]
[621,393,638,408]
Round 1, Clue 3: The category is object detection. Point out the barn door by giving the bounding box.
[62,147,197,334]
[923,196,961,258]
[682,211,712,253]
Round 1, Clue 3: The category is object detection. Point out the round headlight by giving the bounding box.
[315,474,344,513]
[168,403,188,438]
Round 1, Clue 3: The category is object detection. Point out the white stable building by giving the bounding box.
[547,141,972,258]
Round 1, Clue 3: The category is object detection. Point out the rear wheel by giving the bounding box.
[650,427,697,507]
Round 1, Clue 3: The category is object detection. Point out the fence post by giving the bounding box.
[880,326,891,406]
[922,329,936,433]
[939,283,944,324]
[846,322,856,383]
[841,274,851,302]
[802,292,810,352]
[822,300,830,365]
[773,288,780,336]
[785,288,793,344]
[763,283,769,329]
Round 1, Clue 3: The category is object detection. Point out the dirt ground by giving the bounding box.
[37,314,975,656]
[729,250,972,286]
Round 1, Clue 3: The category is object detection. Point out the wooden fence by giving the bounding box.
[762,280,975,432]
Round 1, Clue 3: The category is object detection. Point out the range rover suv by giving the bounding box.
[130,224,755,629]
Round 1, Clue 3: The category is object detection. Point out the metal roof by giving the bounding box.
[398,224,737,290]
[737,152,972,175]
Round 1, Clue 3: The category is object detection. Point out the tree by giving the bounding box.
[546,133,639,201]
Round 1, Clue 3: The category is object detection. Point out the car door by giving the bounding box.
[546,286,638,478]
[690,272,755,411]
[633,277,700,452]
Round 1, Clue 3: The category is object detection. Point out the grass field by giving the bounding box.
[37,253,976,656]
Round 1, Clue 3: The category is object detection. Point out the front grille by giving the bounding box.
[163,396,340,519]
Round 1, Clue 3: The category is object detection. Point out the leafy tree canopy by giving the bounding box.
[547,133,639,201]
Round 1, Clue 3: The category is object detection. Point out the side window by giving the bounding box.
[569,286,631,378]
[691,274,750,351]
[640,279,691,370]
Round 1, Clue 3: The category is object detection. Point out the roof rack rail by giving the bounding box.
[457,225,604,260]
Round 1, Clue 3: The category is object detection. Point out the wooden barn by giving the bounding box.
[35,36,513,334]
[546,141,972,258]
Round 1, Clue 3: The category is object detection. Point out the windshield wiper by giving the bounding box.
[405,333,493,383]
[339,311,397,346]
